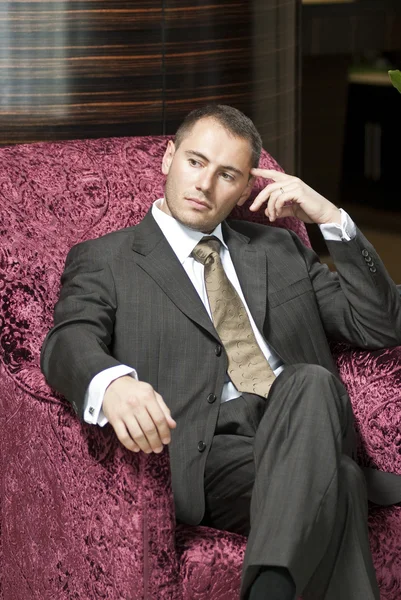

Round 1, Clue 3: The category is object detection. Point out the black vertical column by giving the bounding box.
[252,0,301,174]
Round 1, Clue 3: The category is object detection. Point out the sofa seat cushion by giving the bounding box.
[332,343,401,474]
[176,524,246,600]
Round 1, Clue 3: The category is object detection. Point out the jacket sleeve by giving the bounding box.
[40,241,123,419]
[289,227,401,349]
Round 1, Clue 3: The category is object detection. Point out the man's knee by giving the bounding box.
[338,455,369,520]
[291,363,337,381]
[271,363,351,422]
[341,455,366,490]
[275,363,345,397]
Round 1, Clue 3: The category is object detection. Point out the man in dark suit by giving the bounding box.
[41,105,401,600]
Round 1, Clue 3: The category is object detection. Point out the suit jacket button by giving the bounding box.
[207,393,217,404]
[198,441,206,452]
[215,344,222,356]
[362,249,369,257]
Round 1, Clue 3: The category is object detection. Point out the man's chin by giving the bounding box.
[175,213,216,233]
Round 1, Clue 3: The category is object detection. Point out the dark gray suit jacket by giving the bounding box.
[40,211,401,525]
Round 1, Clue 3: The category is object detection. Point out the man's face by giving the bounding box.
[161,118,254,233]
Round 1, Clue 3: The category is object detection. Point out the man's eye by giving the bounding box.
[221,172,234,181]
[189,158,200,167]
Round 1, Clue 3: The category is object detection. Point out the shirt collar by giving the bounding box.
[151,198,227,264]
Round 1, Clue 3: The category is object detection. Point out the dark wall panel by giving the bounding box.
[302,0,401,56]
[0,0,300,174]
[163,0,300,173]
[0,1,164,144]
[252,0,300,174]
[163,0,252,129]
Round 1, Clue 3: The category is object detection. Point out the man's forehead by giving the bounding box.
[183,118,239,143]
[178,121,252,169]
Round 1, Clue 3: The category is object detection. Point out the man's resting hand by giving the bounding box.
[103,376,177,454]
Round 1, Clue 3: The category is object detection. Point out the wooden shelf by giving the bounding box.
[348,71,392,86]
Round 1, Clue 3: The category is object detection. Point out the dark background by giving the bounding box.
[301,0,401,279]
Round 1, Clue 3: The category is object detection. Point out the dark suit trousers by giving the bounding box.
[202,364,380,600]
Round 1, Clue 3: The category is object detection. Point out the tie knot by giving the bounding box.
[192,236,221,266]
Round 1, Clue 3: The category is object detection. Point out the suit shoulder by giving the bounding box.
[66,225,137,261]
[72,225,136,251]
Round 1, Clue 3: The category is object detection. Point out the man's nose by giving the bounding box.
[196,169,214,195]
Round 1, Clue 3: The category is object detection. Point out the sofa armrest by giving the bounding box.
[0,364,180,600]
[331,343,401,475]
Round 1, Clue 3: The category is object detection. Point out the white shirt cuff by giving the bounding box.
[319,208,356,242]
[83,365,138,427]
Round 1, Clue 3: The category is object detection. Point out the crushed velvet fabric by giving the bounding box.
[0,136,308,405]
[332,343,401,473]
[175,525,245,600]
[0,135,400,599]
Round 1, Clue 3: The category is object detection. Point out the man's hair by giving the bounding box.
[174,104,263,168]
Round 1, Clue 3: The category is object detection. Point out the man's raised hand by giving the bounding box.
[242,168,341,226]
[102,376,177,454]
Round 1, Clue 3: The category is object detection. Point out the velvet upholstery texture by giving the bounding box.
[0,135,400,600]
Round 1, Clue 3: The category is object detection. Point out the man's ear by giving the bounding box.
[237,176,255,207]
[162,140,176,175]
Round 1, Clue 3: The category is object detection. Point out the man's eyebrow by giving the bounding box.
[184,150,245,177]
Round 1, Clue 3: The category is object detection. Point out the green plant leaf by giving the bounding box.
[389,70,401,94]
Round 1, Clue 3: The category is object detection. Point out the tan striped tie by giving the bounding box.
[192,236,276,398]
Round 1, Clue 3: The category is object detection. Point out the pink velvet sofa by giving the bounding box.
[1,135,401,600]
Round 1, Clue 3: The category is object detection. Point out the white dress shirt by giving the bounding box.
[83,202,356,426]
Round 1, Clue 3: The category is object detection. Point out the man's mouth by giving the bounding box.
[185,197,211,210]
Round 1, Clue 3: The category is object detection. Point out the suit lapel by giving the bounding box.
[223,221,267,334]
[131,211,220,341]
[131,213,268,341]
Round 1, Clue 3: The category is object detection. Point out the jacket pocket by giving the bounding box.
[268,277,312,308]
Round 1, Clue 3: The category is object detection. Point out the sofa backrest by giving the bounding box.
[0,134,310,400]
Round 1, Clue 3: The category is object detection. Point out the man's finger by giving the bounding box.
[155,394,177,444]
[125,411,158,453]
[269,183,299,220]
[271,193,298,221]
[250,168,286,180]
[135,408,166,453]
[250,181,298,213]
[155,393,177,427]
[274,205,296,219]
[236,196,248,207]
[113,419,141,452]
[249,187,271,212]
[147,398,175,446]
[265,188,282,221]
